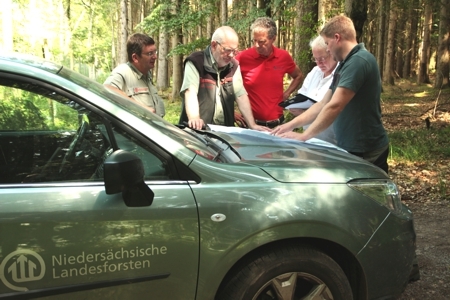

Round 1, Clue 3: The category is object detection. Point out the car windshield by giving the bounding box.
[56,67,237,163]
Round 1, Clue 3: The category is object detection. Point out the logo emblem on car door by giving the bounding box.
[0,249,46,291]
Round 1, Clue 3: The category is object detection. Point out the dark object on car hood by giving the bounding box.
[278,93,317,109]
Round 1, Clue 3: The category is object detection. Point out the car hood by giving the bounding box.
[208,125,388,183]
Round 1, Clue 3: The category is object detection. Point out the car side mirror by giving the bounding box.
[104,149,154,207]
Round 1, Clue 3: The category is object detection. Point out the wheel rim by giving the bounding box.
[252,272,334,300]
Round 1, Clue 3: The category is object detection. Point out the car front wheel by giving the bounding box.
[216,245,353,300]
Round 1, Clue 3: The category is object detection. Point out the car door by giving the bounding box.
[0,76,199,299]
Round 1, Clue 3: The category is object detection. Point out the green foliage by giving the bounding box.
[163,98,182,125]
[0,98,48,130]
[293,11,320,66]
[169,38,211,57]
[0,87,78,131]
[388,126,450,162]
[138,2,215,57]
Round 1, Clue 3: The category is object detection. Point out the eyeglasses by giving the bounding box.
[311,55,329,63]
[252,39,269,46]
[216,41,239,55]
[141,50,158,57]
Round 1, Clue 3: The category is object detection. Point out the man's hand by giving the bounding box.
[187,118,205,130]
[271,122,295,135]
[275,131,307,142]
[234,112,247,128]
[248,124,271,132]
[282,91,291,102]
[288,108,306,117]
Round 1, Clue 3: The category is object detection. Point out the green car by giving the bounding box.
[0,53,416,300]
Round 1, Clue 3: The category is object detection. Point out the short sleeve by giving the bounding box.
[233,66,247,98]
[104,72,125,91]
[180,61,200,95]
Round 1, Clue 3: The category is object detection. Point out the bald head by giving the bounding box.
[210,26,239,68]
[212,26,238,44]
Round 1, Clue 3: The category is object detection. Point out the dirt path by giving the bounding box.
[398,201,450,299]
[382,82,450,299]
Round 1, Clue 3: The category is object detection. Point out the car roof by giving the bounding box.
[0,52,62,74]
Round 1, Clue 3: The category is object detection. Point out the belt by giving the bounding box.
[255,115,284,128]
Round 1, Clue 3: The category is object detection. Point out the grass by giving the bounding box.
[382,81,450,163]
[388,126,450,162]
[164,98,182,124]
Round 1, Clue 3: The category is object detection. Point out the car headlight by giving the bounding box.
[348,179,402,214]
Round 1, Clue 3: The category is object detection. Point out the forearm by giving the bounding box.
[285,75,303,96]
[184,89,200,120]
[272,89,332,136]
[104,84,155,113]
[283,67,304,100]
[290,98,326,129]
[301,107,337,140]
[302,89,347,139]
[236,94,258,128]
[104,84,129,98]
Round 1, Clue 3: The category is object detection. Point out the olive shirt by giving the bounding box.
[104,62,165,117]
[330,43,388,153]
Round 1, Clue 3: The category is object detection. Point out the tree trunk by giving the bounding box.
[220,0,227,25]
[127,0,132,34]
[402,0,414,78]
[157,31,169,90]
[171,0,183,100]
[294,0,316,74]
[206,15,213,39]
[345,0,367,42]
[383,0,396,85]
[119,0,128,64]
[363,0,377,52]
[171,33,183,101]
[434,0,450,88]
[88,1,95,78]
[318,0,341,24]
[407,0,420,78]
[257,0,271,17]
[2,0,13,52]
[418,2,432,84]
[376,0,386,77]
[395,10,405,78]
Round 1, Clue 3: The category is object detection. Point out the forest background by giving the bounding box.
[1,0,449,100]
[1,2,450,296]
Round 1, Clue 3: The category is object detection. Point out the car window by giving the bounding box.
[0,79,170,183]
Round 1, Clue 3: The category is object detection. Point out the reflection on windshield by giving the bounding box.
[58,67,176,126]
[57,66,220,161]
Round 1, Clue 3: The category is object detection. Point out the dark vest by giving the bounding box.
[179,46,238,126]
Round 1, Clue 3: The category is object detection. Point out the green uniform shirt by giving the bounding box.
[331,43,388,153]
[104,62,165,117]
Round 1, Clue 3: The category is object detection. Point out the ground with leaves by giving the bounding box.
[382,81,450,299]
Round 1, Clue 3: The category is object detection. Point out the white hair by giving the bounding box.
[309,35,327,51]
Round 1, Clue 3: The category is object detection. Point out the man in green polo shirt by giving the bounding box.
[272,15,389,173]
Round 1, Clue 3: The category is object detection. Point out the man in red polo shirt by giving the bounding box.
[235,17,303,128]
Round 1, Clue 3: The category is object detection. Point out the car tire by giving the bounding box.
[216,245,353,300]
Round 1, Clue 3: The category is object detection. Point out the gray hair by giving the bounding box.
[250,17,277,39]
[211,26,238,43]
[309,35,327,51]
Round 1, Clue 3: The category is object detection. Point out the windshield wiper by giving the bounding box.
[176,122,241,161]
